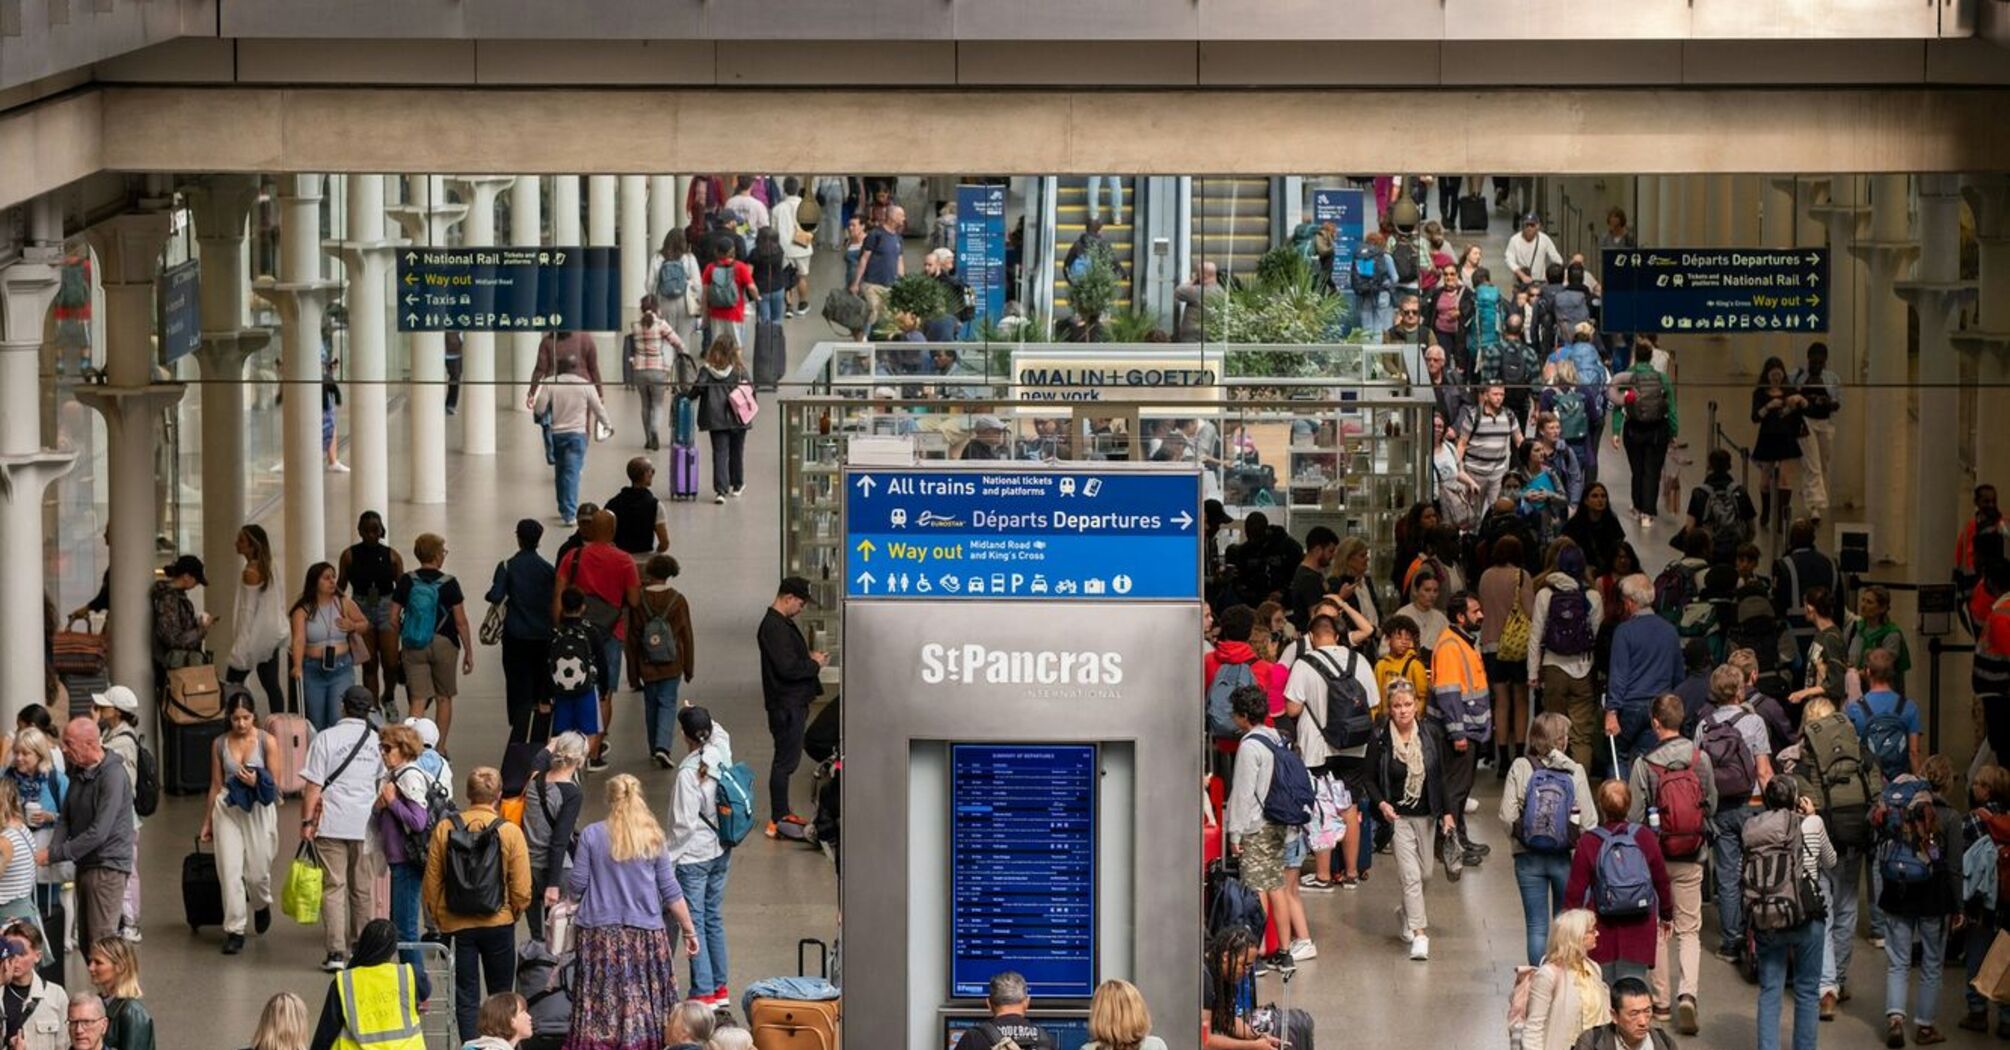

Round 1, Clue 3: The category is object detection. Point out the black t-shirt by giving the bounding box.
[1287,564,1327,629]
[952,1016,1055,1050]
[392,568,467,646]
[3,983,28,1042]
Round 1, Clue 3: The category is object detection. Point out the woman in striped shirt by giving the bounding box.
[628,294,686,453]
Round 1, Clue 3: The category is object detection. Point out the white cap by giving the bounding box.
[402,716,441,749]
[91,685,138,713]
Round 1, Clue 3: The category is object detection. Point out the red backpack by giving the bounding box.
[1646,759,1708,860]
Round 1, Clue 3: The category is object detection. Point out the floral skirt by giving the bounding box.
[563,925,678,1050]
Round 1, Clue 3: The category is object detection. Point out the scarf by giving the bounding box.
[1392,723,1426,808]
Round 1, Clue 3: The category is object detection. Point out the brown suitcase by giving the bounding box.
[748,998,838,1050]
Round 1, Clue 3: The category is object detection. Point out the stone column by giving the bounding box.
[182,175,271,643]
[449,177,516,455]
[1654,177,1677,246]
[1808,176,1871,518]
[1848,175,1918,563]
[1762,176,1803,370]
[1896,175,1974,584]
[588,175,617,390]
[251,175,339,586]
[385,176,467,504]
[620,174,648,335]
[327,174,404,522]
[1955,176,2010,486]
[76,212,182,715]
[648,176,676,263]
[508,177,542,408]
[0,199,79,723]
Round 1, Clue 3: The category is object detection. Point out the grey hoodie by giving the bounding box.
[1626,735,1718,825]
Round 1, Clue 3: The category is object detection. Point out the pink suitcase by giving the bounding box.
[264,713,313,796]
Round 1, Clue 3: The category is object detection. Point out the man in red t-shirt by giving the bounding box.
[699,238,759,353]
[553,510,640,769]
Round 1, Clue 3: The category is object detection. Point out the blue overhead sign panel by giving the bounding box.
[156,260,201,364]
[956,184,1006,325]
[842,468,1201,601]
[1602,247,1829,334]
[394,246,622,332]
[1311,187,1366,285]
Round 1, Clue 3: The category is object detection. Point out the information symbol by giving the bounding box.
[1111,575,1133,595]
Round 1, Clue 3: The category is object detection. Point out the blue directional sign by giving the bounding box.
[843,468,1201,601]
[1602,247,1828,334]
[956,184,1006,325]
[394,246,622,332]
[1312,187,1366,287]
[156,259,200,364]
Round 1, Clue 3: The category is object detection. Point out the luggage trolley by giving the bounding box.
[399,940,457,1050]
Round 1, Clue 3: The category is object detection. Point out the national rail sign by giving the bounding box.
[394,246,622,332]
[1601,247,1829,334]
[156,259,201,363]
[842,466,1202,601]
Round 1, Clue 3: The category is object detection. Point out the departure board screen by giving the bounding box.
[949,744,1098,999]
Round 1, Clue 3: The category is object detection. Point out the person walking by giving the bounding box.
[199,692,280,955]
[304,919,424,1050]
[667,707,734,1008]
[562,774,699,1050]
[653,230,703,344]
[338,511,405,712]
[371,723,435,1001]
[626,296,684,452]
[1788,342,1840,527]
[1605,574,1683,778]
[1750,357,1807,537]
[299,687,385,972]
[422,767,531,1044]
[1364,679,1456,960]
[756,578,825,838]
[1625,694,1714,1034]
[1747,776,1831,1050]
[1431,591,1492,866]
[1570,978,1674,1050]
[1526,542,1603,768]
[1697,664,1773,968]
[1565,780,1673,987]
[391,533,473,750]
[225,525,289,714]
[694,336,752,505]
[1518,909,1610,1050]
[290,562,368,732]
[1879,755,1962,1047]
[528,351,612,528]
[771,178,816,318]
[747,227,788,329]
[553,511,638,770]
[485,520,555,746]
[628,556,695,768]
[85,936,153,1050]
[521,732,584,941]
[699,240,758,351]
[38,719,132,957]
[1608,354,1676,527]
[1500,713,1596,966]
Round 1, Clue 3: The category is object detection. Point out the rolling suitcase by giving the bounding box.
[1455,193,1488,233]
[164,718,228,795]
[673,395,697,447]
[753,321,786,391]
[182,837,225,931]
[670,444,701,502]
[748,940,840,1050]
[266,690,313,796]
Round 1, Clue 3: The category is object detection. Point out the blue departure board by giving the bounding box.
[949,744,1098,999]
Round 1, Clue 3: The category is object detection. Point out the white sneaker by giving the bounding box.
[327,460,350,473]
[1409,933,1430,961]
[1288,939,1317,961]
[714,494,727,504]
[1464,797,1479,814]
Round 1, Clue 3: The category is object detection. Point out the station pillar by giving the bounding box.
[508,177,542,409]
[648,176,676,269]
[1955,176,2010,488]
[76,211,182,721]
[619,175,648,337]
[252,174,339,586]
[328,174,404,524]
[0,197,78,724]
[1850,175,1918,564]
[386,175,467,504]
[588,176,617,394]
[1809,176,1870,520]
[1896,175,1973,588]
[450,176,516,456]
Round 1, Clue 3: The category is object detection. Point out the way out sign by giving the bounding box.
[1601,248,1828,334]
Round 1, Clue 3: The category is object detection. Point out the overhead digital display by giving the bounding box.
[949,744,1098,999]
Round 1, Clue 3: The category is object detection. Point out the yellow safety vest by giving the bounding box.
[333,962,426,1050]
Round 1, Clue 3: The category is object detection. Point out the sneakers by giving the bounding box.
[222,933,245,955]
[1676,995,1699,1035]
[1409,934,1430,961]
[1822,993,1839,1022]
[1887,1015,1907,1049]
[1464,797,1479,814]
[1914,1025,1946,1045]
[327,460,350,473]
[714,494,728,505]
[1297,874,1335,893]
[254,907,271,935]
[587,748,610,773]
[1713,945,1742,964]
[1287,939,1317,961]
[1262,949,1296,974]
[1870,935,1887,950]
[322,952,346,973]
[1338,875,1360,890]
[652,748,673,769]
[730,485,745,497]
[767,814,806,839]
[119,921,141,943]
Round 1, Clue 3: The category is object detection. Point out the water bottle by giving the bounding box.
[1647,806,1661,832]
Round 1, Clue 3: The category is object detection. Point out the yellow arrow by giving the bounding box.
[1807,294,1821,307]
[403,273,418,286]
[855,538,876,561]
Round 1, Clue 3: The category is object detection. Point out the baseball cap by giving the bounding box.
[0,938,22,961]
[402,717,441,750]
[972,414,1005,432]
[341,685,377,716]
[91,685,138,714]
[777,576,817,606]
[1521,212,1542,226]
[166,554,207,586]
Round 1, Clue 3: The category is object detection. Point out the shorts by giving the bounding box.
[1283,829,1308,870]
[1484,653,1522,686]
[1239,823,1288,893]
[356,596,392,631]
[552,689,601,736]
[401,634,460,701]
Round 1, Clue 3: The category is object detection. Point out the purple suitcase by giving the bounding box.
[670,443,700,501]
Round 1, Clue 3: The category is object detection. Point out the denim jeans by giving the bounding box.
[1756,920,1824,1050]
[1822,850,1864,994]
[551,431,587,522]
[1357,295,1392,338]
[389,860,432,1001]
[536,408,555,465]
[1885,914,1947,1025]
[642,677,682,754]
[675,852,732,994]
[1611,699,1657,779]
[1514,851,1571,965]
[757,290,786,324]
[1712,806,1757,953]
[301,655,355,731]
[598,636,624,705]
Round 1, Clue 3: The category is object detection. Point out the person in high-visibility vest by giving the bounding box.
[307,919,425,1050]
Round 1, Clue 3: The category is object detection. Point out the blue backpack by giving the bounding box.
[1856,695,1914,781]
[1553,389,1588,442]
[654,256,688,301]
[1207,661,1256,738]
[1876,778,1939,885]
[1350,247,1390,297]
[1518,767,1577,854]
[1249,734,1315,827]
[1472,284,1502,351]
[1587,825,1656,919]
[399,574,445,650]
[706,760,758,847]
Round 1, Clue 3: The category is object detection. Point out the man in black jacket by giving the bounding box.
[757,577,825,836]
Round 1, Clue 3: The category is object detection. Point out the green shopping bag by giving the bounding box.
[283,840,323,925]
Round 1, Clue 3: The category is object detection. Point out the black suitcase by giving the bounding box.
[163,719,226,795]
[804,696,840,764]
[1455,194,1489,233]
[753,321,786,390]
[182,839,224,931]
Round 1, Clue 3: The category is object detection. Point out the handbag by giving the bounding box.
[283,841,324,925]
[728,381,760,426]
[480,561,509,646]
[52,615,107,676]
[791,227,815,249]
[165,662,224,724]
[544,898,578,955]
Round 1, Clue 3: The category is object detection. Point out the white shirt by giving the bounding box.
[531,374,610,436]
[1504,230,1563,282]
[773,196,813,262]
[1285,644,1382,764]
[667,730,734,865]
[301,718,384,841]
[723,193,771,231]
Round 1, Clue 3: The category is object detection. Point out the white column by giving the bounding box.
[553,176,581,245]
[649,176,676,263]
[1850,175,1918,563]
[1762,177,1802,370]
[1956,177,2010,487]
[1810,176,1870,518]
[184,175,271,643]
[385,176,467,504]
[1654,177,1677,245]
[450,177,516,456]
[508,177,542,408]
[328,174,403,522]
[0,199,78,724]
[1897,175,1973,584]
[620,175,648,335]
[588,175,618,388]
[77,213,182,717]
[252,176,338,586]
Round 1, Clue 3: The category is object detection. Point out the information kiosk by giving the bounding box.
[841,463,1204,1049]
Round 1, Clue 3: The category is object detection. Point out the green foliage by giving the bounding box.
[887,274,952,321]
[1253,245,1314,292]
[1102,308,1164,344]
[1066,255,1120,322]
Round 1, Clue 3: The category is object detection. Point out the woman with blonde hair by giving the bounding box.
[0,780,37,931]
[86,935,154,1050]
[563,774,699,1050]
[1519,909,1610,1050]
[1082,978,1165,1050]
[240,991,309,1050]
[5,728,65,919]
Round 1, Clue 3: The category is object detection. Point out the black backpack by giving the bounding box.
[1300,648,1373,752]
[112,727,160,819]
[396,766,458,865]
[547,621,601,699]
[1391,239,1420,284]
[441,812,505,917]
